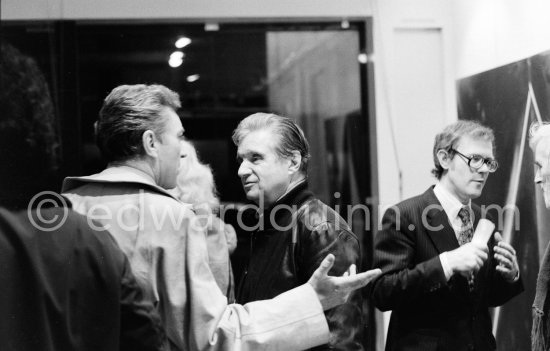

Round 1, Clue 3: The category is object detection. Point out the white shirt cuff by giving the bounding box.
[439,252,453,281]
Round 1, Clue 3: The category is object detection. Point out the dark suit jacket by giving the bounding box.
[370,187,523,351]
[0,207,166,351]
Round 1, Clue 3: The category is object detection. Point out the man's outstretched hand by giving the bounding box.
[308,254,382,310]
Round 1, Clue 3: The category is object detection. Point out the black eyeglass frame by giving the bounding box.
[449,148,499,172]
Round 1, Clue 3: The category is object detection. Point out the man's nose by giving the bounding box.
[477,162,490,174]
[238,160,251,178]
[535,169,542,184]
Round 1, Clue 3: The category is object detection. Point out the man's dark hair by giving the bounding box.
[0,42,61,209]
[232,113,311,174]
[96,84,181,163]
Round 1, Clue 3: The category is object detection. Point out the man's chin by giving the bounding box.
[245,191,259,204]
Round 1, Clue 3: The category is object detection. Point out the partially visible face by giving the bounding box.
[178,140,194,178]
[441,135,494,204]
[237,129,291,207]
[156,107,185,189]
[534,138,550,208]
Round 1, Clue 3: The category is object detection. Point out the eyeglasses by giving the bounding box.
[450,148,499,172]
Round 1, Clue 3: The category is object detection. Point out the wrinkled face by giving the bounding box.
[156,107,185,189]
[441,136,494,204]
[534,138,550,208]
[237,129,291,207]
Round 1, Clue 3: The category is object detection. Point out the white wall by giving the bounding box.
[452,0,550,78]
[371,0,457,208]
[1,0,372,20]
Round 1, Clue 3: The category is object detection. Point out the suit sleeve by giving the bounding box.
[370,206,448,311]
[159,205,330,351]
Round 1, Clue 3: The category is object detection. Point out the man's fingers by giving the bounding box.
[494,247,514,262]
[336,268,382,291]
[494,232,503,243]
[314,254,335,278]
[496,242,516,256]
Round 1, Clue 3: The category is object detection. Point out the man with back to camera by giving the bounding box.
[232,113,364,350]
[61,84,382,351]
[528,121,550,351]
[0,42,166,351]
[370,120,523,351]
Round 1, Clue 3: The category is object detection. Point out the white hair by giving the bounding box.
[174,140,220,213]
[529,122,550,151]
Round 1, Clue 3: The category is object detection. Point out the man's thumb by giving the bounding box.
[315,254,335,277]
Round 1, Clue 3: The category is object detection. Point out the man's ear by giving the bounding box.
[142,130,158,158]
[436,149,451,170]
[288,150,302,174]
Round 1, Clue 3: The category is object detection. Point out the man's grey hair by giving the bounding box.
[529,121,550,152]
[232,113,311,174]
[96,84,181,163]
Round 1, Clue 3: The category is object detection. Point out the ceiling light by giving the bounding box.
[205,23,219,31]
[169,51,184,68]
[186,74,200,83]
[175,37,191,49]
[170,51,185,60]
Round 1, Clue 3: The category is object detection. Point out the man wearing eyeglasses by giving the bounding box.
[370,120,523,351]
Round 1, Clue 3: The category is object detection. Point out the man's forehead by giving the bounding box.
[456,135,494,154]
[535,138,550,163]
[238,129,278,152]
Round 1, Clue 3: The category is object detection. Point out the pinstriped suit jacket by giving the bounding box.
[370,186,523,351]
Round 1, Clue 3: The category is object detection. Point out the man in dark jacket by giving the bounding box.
[370,120,523,351]
[0,205,167,351]
[233,113,364,350]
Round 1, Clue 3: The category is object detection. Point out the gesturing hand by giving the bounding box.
[308,254,381,310]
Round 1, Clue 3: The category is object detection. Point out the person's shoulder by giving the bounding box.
[142,192,195,215]
[382,188,435,220]
[299,197,355,235]
[5,206,125,259]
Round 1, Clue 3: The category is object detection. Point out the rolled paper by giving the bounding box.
[472,218,495,245]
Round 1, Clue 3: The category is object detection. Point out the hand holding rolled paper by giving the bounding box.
[472,219,495,246]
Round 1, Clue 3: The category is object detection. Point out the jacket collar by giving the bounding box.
[422,185,484,254]
[251,180,313,231]
[423,186,460,254]
[62,165,180,201]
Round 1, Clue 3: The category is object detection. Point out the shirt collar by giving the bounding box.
[433,182,471,221]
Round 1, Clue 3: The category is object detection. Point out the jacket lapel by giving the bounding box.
[423,187,460,254]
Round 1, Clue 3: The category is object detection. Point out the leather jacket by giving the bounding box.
[236,181,364,350]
